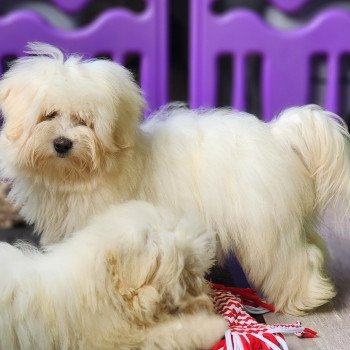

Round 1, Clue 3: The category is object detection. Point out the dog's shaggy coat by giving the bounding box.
[0,201,226,350]
[1,43,350,315]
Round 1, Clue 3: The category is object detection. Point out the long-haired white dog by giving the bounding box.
[1,43,349,315]
[0,200,226,350]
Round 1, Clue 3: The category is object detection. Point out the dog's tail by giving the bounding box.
[271,105,350,214]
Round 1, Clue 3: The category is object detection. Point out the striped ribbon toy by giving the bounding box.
[211,284,317,350]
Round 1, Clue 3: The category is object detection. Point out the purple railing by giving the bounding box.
[190,0,350,120]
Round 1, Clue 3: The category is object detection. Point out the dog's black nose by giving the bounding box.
[53,137,73,155]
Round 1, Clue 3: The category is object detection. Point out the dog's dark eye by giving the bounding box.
[45,111,58,120]
[77,119,87,126]
[71,112,88,127]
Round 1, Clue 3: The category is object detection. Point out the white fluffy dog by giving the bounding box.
[1,43,349,315]
[0,200,226,350]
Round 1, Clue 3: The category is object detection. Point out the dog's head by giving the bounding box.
[0,43,145,185]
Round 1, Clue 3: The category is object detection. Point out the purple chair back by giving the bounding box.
[190,0,350,120]
[0,0,168,114]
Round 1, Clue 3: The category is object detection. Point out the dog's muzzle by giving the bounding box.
[53,137,73,156]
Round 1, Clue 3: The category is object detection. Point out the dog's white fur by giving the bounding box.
[0,200,226,350]
[1,43,350,315]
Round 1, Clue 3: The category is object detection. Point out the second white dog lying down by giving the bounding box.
[0,201,226,350]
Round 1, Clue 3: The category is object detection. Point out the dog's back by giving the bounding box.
[140,105,347,314]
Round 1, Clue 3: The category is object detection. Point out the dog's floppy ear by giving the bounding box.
[0,84,24,141]
[105,247,160,297]
[5,121,24,141]
[113,87,145,149]
[0,86,11,103]
[99,60,146,149]
[105,249,161,324]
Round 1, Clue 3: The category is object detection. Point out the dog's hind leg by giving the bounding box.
[234,216,335,315]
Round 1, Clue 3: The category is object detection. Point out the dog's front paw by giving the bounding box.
[194,315,227,349]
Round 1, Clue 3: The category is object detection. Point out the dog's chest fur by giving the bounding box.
[12,176,132,244]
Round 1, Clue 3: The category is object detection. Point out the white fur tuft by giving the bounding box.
[25,42,65,62]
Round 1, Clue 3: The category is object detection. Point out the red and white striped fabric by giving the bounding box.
[211,284,317,350]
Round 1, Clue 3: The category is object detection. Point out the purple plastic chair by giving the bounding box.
[0,0,168,114]
[190,0,350,120]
